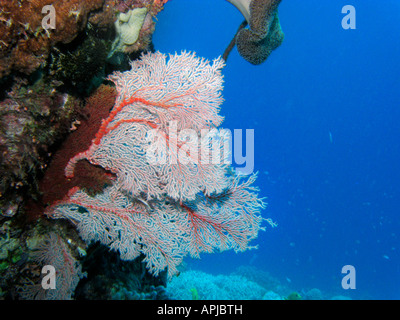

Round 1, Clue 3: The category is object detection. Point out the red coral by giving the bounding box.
[38,84,117,208]
[152,0,170,15]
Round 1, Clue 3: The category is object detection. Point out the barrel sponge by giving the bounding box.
[236,8,284,65]
[227,0,284,65]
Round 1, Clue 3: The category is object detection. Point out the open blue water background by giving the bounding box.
[153,0,400,299]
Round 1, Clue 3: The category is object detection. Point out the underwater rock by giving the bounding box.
[303,287,324,300]
[0,79,82,218]
[49,34,110,95]
[262,290,282,300]
[74,244,168,300]
[0,217,85,300]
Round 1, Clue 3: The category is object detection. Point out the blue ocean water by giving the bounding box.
[153,0,400,299]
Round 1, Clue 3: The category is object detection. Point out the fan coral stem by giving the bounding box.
[93,96,183,145]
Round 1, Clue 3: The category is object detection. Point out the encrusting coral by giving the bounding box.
[0,0,170,79]
[0,0,113,78]
[224,0,284,64]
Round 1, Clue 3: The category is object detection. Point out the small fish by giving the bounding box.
[383,255,390,260]
[137,197,151,208]
[329,131,333,143]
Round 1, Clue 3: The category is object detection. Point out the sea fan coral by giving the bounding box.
[45,51,266,279]
[18,232,85,300]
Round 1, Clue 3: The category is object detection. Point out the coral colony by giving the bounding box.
[46,51,266,279]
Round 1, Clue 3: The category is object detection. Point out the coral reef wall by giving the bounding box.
[0,0,171,299]
[0,0,278,300]
[0,79,82,218]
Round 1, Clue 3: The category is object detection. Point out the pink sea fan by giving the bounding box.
[47,51,266,279]
[66,51,228,201]
[109,51,225,133]
[48,174,265,279]
[19,232,85,300]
